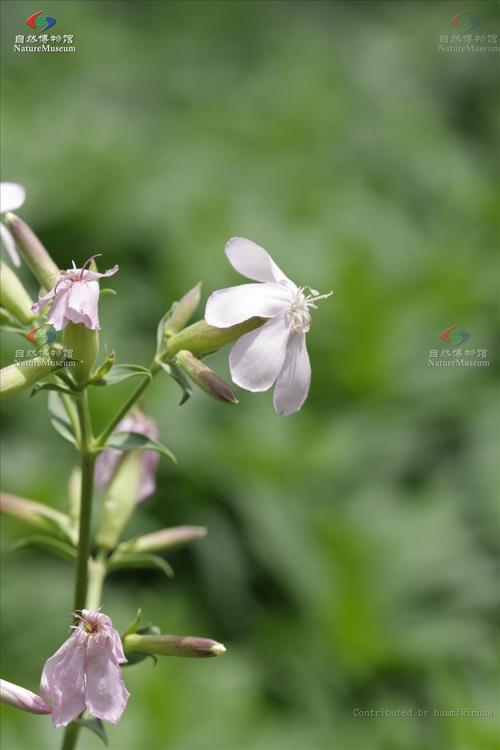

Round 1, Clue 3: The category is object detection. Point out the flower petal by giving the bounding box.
[205,283,291,328]
[40,630,86,728]
[229,314,291,392]
[0,183,25,214]
[65,280,100,329]
[81,265,119,282]
[85,635,130,724]
[0,223,21,267]
[225,238,293,284]
[273,331,311,416]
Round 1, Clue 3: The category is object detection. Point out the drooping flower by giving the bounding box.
[95,409,160,503]
[205,237,331,415]
[32,256,118,331]
[40,609,129,728]
[0,679,51,716]
[0,182,25,267]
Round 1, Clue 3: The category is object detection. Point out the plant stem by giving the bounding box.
[61,722,80,750]
[96,360,161,447]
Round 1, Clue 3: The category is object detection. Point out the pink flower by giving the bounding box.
[32,256,118,330]
[205,238,331,415]
[0,679,51,716]
[40,609,130,728]
[95,410,160,502]
[1,182,25,267]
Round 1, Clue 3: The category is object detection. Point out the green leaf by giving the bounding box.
[123,608,143,637]
[50,417,78,446]
[90,364,152,387]
[13,535,77,561]
[158,361,192,405]
[107,552,174,578]
[156,304,176,351]
[74,717,108,746]
[99,288,117,297]
[31,382,76,398]
[103,431,177,464]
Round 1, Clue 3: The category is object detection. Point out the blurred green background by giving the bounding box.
[1,1,499,749]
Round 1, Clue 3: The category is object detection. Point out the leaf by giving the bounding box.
[74,717,108,746]
[99,288,117,297]
[31,382,76,398]
[48,391,71,424]
[107,552,174,579]
[90,364,152,387]
[123,608,143,637]
[50,417,78,446]
[158,361,192,405]
[156,304,176,351]
[103,431,177,464]
[13,535,77,561]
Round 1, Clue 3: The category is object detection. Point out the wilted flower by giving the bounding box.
[0,679,51,716]
[40,609,129,728]
[205,238,331,415]
[0,182,25,267]
[95,409,159,503]
[32,256,118,331]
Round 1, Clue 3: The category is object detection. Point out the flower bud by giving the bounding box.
[0,261,34,324]
[123,633,226,659]
[4,213,60,290]
[0,348,64,399]
[0,679,51,716]
[117,525,207,555]
[62,322,98,385]
[176,350,238,404]
[96,452,143,550]
[0,492,74,539]
[165,282,202,336]
[166,316,265,357]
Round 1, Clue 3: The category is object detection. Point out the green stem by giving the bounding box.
[96,359,160,447]
[61,722,80,750]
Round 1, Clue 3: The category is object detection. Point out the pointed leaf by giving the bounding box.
[107,552,174,579]
[158,361,192,405]
[74,717,108,746]
[123,608,143,637]
[91,364,152,387]
[103,432,176,464]
[156,304,176,351]
[50,417,77,446]
[31,382,76,398]
[13,535,77,561]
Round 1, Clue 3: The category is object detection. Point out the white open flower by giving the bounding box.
[0,182,26,267]
[205,238,331,416]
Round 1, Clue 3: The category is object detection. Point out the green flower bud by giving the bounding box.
[62,322,99,385]
[117,525,207,555]
[96,452,143,550]
[165,282,202,335]
[123,633,226,659]
[0,348,63,399]
[176,349,238,404]
[0,261,35,325]
[166,316,265,357]
[4,213,60,291]
[0,492,74,541]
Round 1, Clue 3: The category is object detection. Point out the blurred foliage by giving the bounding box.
[1,1,499,749]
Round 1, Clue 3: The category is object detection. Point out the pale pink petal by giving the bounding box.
[108,630,127,665]
[46,288,72,330]
[81,265,119,282]
[65,280,100,329]
[0,183,25,213]
[0,679,51,715]
[85,635,130,724]
[94,448,122,490]
[225,238,292,284]
[273,331,311,415]
[205,283,292,328]
[40,630,86,728]
[0,223,21,267]
[229,314,291,392]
